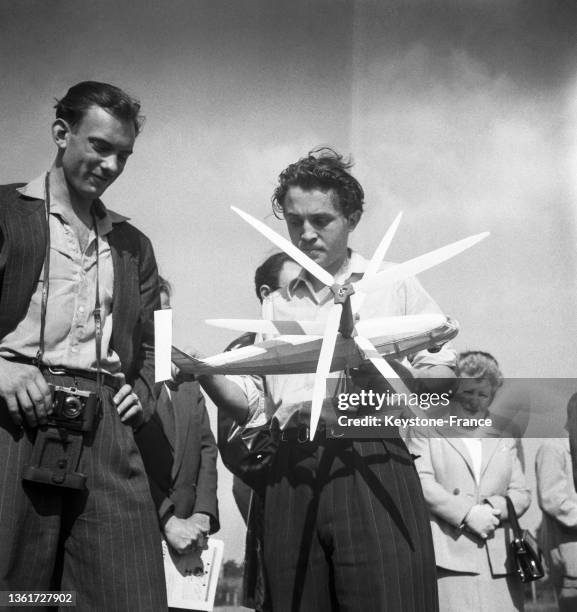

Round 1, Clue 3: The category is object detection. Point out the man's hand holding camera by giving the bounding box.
[0,356,52,427]
[0,356,144,430]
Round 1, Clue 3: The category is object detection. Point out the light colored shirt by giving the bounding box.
[461,437,483,483]
[535,437,577,587]
[536,437,577,529]
[0,173,124,373]
[240,250,456,429]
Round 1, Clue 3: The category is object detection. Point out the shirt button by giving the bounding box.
[453,488,460,495]
[78,306,85,314]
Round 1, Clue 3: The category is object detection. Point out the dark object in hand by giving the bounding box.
[22,385,101,490]
[506,496,544,583]
[48,384,100,432]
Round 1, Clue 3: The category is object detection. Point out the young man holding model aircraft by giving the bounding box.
[198,147,459,612]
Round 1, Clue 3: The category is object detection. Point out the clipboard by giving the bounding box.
[162,538,224,611]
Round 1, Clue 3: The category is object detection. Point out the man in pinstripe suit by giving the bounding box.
[199,147,455,611]
[0,82,166,610]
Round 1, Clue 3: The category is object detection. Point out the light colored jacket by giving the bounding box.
[535,438,577,584]
[407,428,531,575]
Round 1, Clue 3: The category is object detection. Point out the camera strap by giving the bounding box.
[36,172,104,398]
[92,209,103,397]
[35,173,52,366]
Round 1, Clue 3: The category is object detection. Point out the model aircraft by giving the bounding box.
[162,207,489,440]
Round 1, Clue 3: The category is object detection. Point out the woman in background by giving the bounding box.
[407,351,530,611]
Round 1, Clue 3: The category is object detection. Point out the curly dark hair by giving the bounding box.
[271,147,364,218]
[54,81,144,135]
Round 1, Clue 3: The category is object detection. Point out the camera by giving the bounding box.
[48,384,99,433]
[22,385,101,490]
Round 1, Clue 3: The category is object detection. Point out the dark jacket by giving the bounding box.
[135,382,220,532]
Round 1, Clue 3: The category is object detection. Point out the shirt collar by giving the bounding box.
[287,249,368,301]
[17,172,129,236]
[16,173,46,200]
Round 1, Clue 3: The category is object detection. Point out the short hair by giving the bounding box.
[457,351,503,394]
[271,146,364,218]
[54,81,144,135]
[254,252,296,303]
[159,275,172,299]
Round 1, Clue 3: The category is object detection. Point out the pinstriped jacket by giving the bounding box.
[0,183,160,417]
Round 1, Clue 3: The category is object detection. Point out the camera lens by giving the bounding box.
[63,396,83,419]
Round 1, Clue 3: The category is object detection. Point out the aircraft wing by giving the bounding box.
[355,314,447,338]
[170,343,269,376]
[206,318,326,335]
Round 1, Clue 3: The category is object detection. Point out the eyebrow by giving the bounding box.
[286,212,335,220]
[89,137,133,155]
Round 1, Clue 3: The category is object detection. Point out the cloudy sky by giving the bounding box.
[2,0,576,560]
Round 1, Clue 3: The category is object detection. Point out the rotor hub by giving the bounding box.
[331,283,355,304]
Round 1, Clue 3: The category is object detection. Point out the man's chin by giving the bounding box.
[80,181,108,200]
[304,251,326,267]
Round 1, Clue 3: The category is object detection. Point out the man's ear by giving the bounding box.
[259,284,272,301]
[52,118,71,150]
[347,210,361,232]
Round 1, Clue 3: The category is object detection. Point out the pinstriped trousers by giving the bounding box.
[0,373,167,612]
[263,437,438,612]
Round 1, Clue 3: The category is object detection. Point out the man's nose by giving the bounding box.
[101,155,119,176]
[301,221,317,241]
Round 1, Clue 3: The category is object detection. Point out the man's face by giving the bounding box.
[283,186,359,277]
[277,260,302,288]
[258,260,301,301]
[454,376,494,415]
[56,105,136,201]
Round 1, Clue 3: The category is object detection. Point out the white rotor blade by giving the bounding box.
[363,212,403,281]
[354,232,490,293]
[309,303,342,440]
[206,318,325,335]
[354,335,412,397]
[354,212,403,314]
[231,206,334,287]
